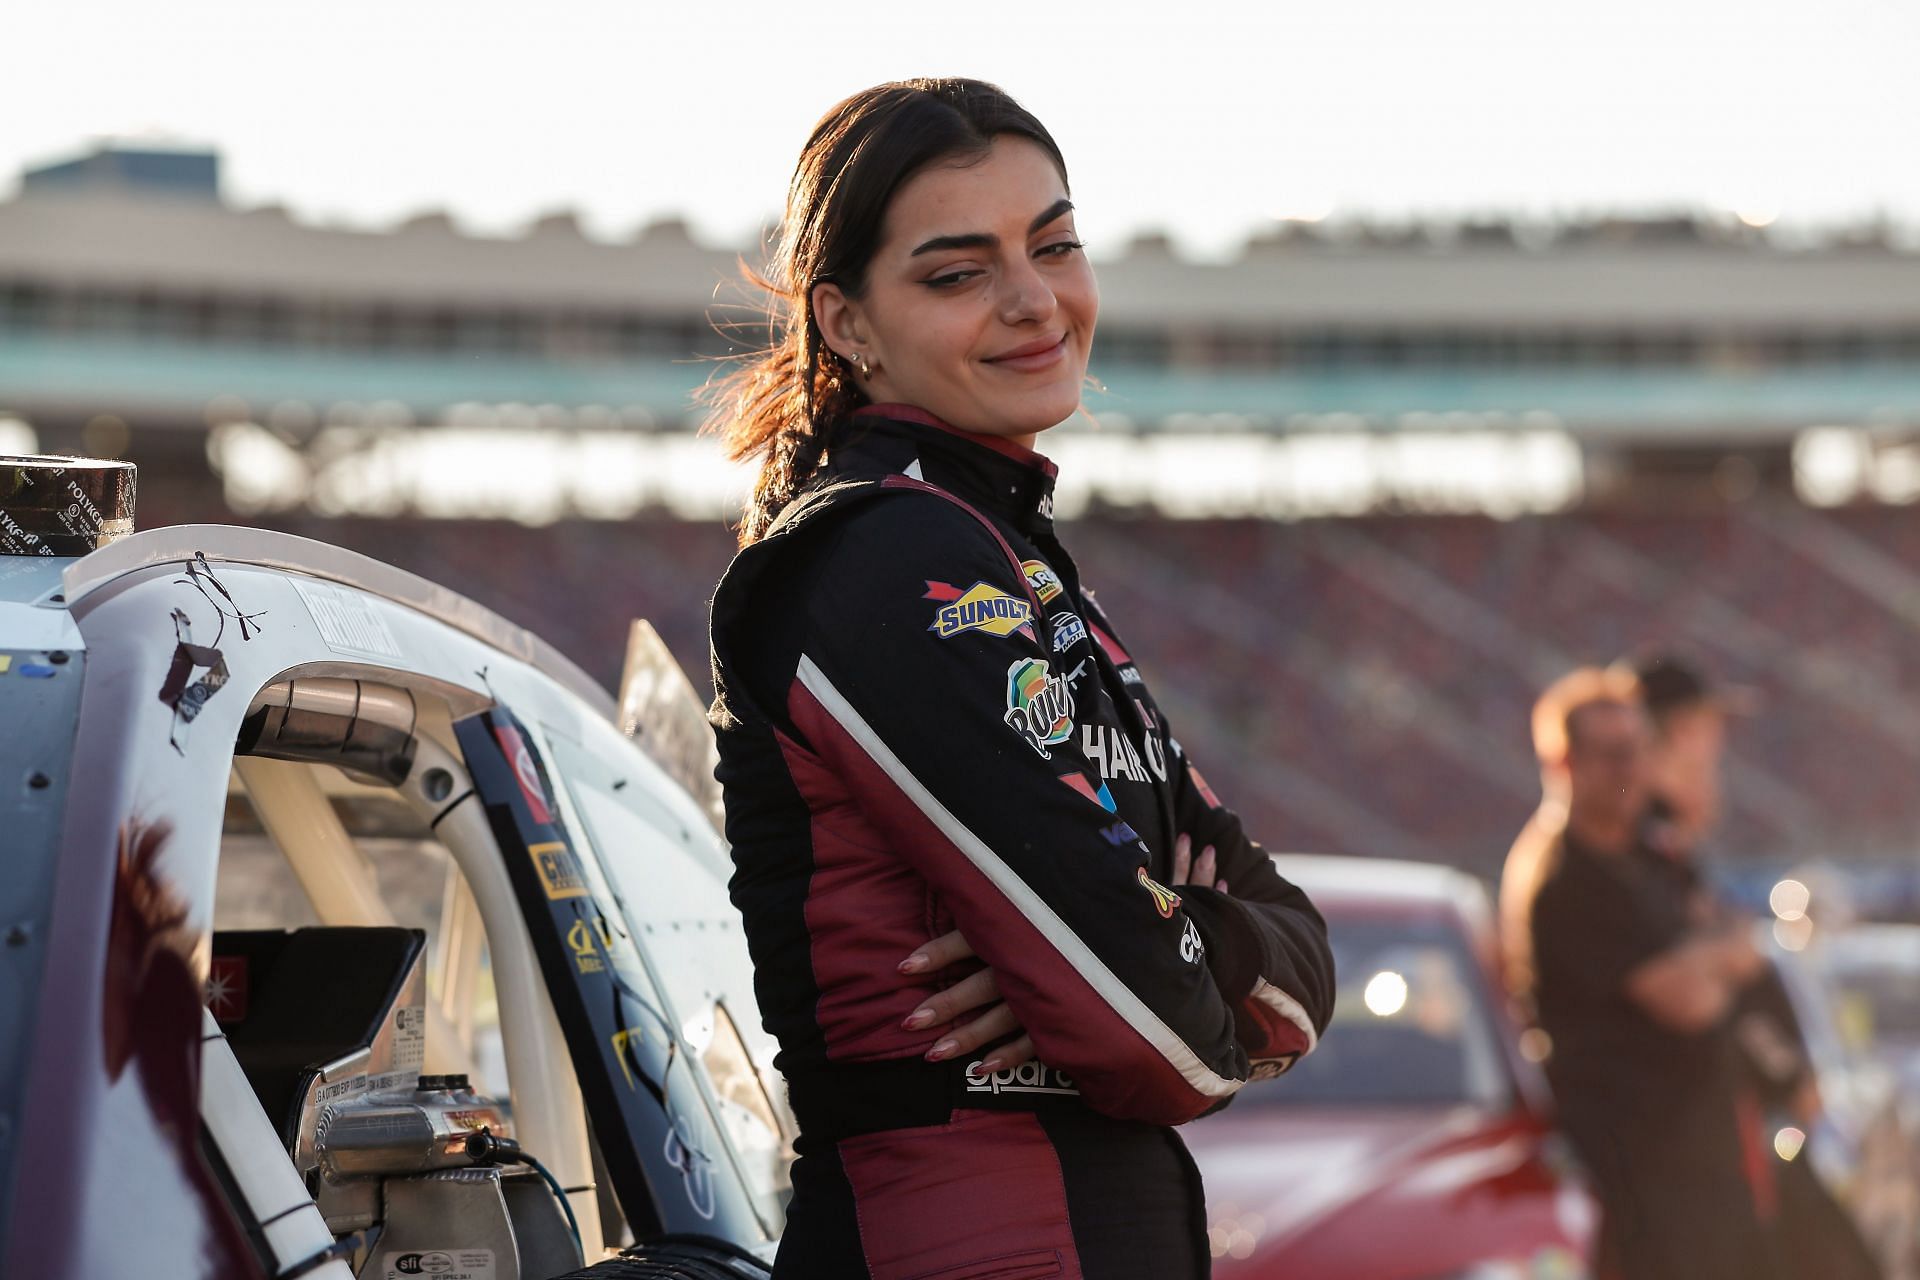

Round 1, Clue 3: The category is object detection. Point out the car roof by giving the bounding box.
[1823,924,1920,970]
[57,523,613,717]
[1274,853,1491,921]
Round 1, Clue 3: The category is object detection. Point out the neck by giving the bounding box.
[1566,806,1635,854]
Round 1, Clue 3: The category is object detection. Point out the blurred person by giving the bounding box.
[1626,652,1882,1280]
[704,79,1334,1279]
[1500,667,1780,1280]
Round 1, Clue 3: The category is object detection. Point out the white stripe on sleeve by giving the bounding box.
[1248,978,1320,1056]
[797,654,1242,1102]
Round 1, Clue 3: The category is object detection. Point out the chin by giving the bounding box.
[987,383,1084,436]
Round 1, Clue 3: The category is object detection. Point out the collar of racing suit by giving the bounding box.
[831,404,1060,537]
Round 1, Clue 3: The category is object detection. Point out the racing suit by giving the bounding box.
[709,405,1336,1279]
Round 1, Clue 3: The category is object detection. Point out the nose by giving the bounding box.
[998,256,1057,326]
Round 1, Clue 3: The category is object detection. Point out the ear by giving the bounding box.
[811,281,872,363]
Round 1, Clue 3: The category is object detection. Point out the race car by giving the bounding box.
[0,456,783,1278]
[1183,854,1598,1280]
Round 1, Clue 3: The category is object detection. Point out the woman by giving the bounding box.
[707,78,1335,1279]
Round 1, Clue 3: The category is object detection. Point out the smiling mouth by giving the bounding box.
[984,334,1069,370]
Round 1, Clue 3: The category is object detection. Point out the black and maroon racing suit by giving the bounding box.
[709,406,1335,1279]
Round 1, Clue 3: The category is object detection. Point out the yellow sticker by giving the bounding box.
[0,655,10,675]
[528,840,589,899]
[566,917,606,974]
[928,581,1033,639]
[611,1028,644,1089]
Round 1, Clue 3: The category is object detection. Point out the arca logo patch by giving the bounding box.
[1021,559,1064,604]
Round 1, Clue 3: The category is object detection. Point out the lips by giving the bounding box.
[984,333,1068,372]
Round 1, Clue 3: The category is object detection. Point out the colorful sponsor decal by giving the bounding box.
[566,917,606,974]
[1021,559,1064,604]
[491,724,553,825]
[206,954,249,1022]
[1050,612,1088,653]
[1004,658,1074,757]
[1099,820,1140,845]
[924,580,1034,639]
[1137,867,1182,919]
[1189,765,1224,810]
[964,1058,1078,1096]
[1059,771,1117,813]
[528,840,589,899]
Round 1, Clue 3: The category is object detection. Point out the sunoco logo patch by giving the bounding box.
[1004,658,1074,757]
[925,581,1034,639]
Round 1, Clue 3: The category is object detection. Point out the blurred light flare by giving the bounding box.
[1363,969,1409,1017]
[1773,915,1815,952]
[1773,1126,1806,1161]
[1769,878,1810,922]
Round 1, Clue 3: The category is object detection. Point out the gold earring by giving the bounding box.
[854,352,872,380]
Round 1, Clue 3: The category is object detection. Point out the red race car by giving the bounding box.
[1184,855,1598,1280]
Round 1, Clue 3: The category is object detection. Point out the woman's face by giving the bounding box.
[813,135,1098,447]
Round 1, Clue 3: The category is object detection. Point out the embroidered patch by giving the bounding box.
[1004,657,1074,757]
[1022,559,1064,604]
[925,581,1035,639]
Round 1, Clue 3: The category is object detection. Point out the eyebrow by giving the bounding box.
[909,197,1075,257]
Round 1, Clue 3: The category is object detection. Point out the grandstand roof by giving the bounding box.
[7,187,1920,330]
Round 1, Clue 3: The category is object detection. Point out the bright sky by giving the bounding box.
[4,0,1917,256]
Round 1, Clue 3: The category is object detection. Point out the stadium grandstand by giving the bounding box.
[8,142,1920,892]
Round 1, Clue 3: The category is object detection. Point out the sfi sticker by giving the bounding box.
[1189,766,1224,810]
[1137,867,1182,919]
[528,840,589,899]
[379,1248,496,1278]
[924,580,1034,639]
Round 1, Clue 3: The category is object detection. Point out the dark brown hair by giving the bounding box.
[704,79,1068,545]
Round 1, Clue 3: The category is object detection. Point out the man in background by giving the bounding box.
[1500,666,1778,1280]
[1626,652,1881,1280]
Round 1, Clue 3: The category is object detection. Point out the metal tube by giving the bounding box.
[231,754,476,1080]
[400,734,603,1251]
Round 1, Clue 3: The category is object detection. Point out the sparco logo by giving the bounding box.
[964,1059,1079,1096]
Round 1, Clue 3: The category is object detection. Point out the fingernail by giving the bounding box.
[902,1009,934,1031]
[898,953,927,974]
[927,1038,958,1061]
[979,1057,1004,1074]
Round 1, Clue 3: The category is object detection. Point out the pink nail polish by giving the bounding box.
[899,954,925,974]
[979,1058,1003,1074]
[926,1039,957,1061]
[902,1009,933,1030]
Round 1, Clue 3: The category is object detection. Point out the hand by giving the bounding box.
[1171,833,1228,893]
[898,928,1036,1073]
